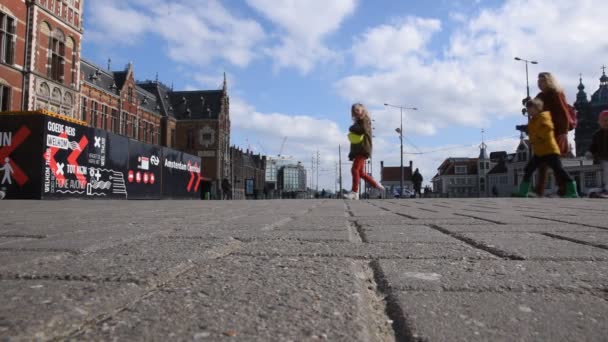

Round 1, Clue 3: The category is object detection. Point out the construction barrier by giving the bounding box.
[0,111,204,199]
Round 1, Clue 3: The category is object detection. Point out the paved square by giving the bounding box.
[0,198,607,341]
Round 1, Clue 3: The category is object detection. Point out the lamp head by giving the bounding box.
[514,57,522,61]
[531,61,538,65]
[395,128,402,134]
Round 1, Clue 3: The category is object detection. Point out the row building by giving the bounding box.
[0,0,265,199]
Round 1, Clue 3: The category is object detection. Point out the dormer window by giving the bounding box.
[455,166,467,174]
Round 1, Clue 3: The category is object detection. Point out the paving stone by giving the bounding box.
[74,257,375,342]
[235,240,496,260]
[435,223,606,233]
[458,232,608,260]
[393,292,608,342]
[0,280,143,340]
[544,232,608,249]
[378,259,608,292]
[361,225,458,243]
[1,238,240,285]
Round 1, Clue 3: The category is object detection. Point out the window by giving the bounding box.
[584,172,597,188]
[132,117,138,139]
[127,87,133,103]
[81,97,87,121]
[101,105,107,129]
[170,128,175,147]
[455,166,467,174]
[91,101,98,127]
[0,84,10,111]
[143,121,148,142]
[0,13,16,65]
[187,129,194,148]
[111,109,118,132]
[119,112,127,135]
[71,52,76,87]
[49,32,66,83]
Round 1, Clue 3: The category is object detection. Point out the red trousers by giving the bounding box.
[351,155,379,192]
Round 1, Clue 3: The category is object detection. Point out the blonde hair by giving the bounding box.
[538,72,563,92]
[351,103,369,121]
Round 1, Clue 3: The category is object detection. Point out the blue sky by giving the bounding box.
[82,0,608,190]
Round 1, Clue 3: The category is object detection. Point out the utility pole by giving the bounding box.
[338,145,343,197]
[316,150,320,193]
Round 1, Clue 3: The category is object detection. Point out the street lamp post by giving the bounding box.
[514,57,538,158]
[384,103,418,197]
[514,57,538,106]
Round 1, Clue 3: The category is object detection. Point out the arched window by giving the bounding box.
[38,82,50,98]
[49,29,66,82]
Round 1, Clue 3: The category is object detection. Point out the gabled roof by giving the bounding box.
[135,86,161,115]
[488,160,507,174]
[113,71,128,90]
[80,58,119,95]
[381,166,413,182]
[167,90,224,120]
[436,158,479,176]
[137,81,174,118]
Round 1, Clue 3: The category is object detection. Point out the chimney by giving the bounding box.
[409,160,413,170]
[380,161,384,181]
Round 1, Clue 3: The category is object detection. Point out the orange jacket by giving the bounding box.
[529,111,560,157]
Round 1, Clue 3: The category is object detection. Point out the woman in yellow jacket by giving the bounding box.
[516,98,578,197]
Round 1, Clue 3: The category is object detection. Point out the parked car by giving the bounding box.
[393,188,415,198]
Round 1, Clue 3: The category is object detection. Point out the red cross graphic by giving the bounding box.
[0,125,32,186]
[67,135,88,186]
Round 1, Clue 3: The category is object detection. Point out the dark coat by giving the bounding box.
[348,116,372,160]
[589,129,608,161]
[412,171,423,186]
[535,90,569,135]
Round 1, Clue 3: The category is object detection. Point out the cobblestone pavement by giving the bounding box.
[1,199,607,341]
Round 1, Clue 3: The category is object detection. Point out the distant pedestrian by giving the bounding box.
[586,110,608,197]
[221,178,232,200]
[344,103,384,200]
[412,168,423,198]
[492,185,499,197]
[532,72,572,196]
[515,99,578,198]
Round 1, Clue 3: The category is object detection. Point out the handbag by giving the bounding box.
[347,132,364,144]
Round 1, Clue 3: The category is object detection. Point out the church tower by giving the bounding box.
[575,67,608,156]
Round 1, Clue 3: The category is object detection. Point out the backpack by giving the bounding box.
[559,93,577,131]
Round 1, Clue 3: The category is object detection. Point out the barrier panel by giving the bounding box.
[126,140,162,200]
[0,112,205,200]
[161,147,202,199]
[0,114,45,199]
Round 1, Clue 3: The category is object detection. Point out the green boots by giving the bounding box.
[563,181,579,198]
[514,181,531,197]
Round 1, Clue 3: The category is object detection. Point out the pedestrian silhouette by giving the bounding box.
[0,157,14,185]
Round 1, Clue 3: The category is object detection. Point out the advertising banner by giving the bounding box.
[42,116,91,199]
[161,147,202,199]
[126,140,162,199]
[0,115,45,199]
[84,128,129,199]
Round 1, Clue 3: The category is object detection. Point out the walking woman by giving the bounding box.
[534,72,571,196]
[344,103,384,200]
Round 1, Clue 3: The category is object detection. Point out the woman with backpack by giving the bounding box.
[533,72,574,196]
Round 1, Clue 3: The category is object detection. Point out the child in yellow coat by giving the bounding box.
[516,98,578,197]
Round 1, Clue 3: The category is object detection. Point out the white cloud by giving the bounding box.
[245,0,358,73]
[337,0,608,138]
[86,0,266,68]
[352,17,441,69]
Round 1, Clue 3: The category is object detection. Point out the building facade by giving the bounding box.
[277,163,307,198]
[575,70,608,156]
[1,0,84,116]
[379,161,414,194]
[230,147,266,200]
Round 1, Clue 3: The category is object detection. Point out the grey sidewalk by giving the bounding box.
[1,199,607,341]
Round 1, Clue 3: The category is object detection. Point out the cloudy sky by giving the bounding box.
[82,0,608,191]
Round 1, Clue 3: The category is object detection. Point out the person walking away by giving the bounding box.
[586,110,608,198]
[221,178,232,200]
[515,99,578,198]
[533,72,572,196]
[344,103,384,200]
[412,168,423,198]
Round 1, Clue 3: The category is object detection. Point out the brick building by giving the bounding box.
[80,59,162,145]
[1,0,247,198]
[1,0,83,115]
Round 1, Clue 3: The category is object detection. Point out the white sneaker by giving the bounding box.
[344,191,359,200]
